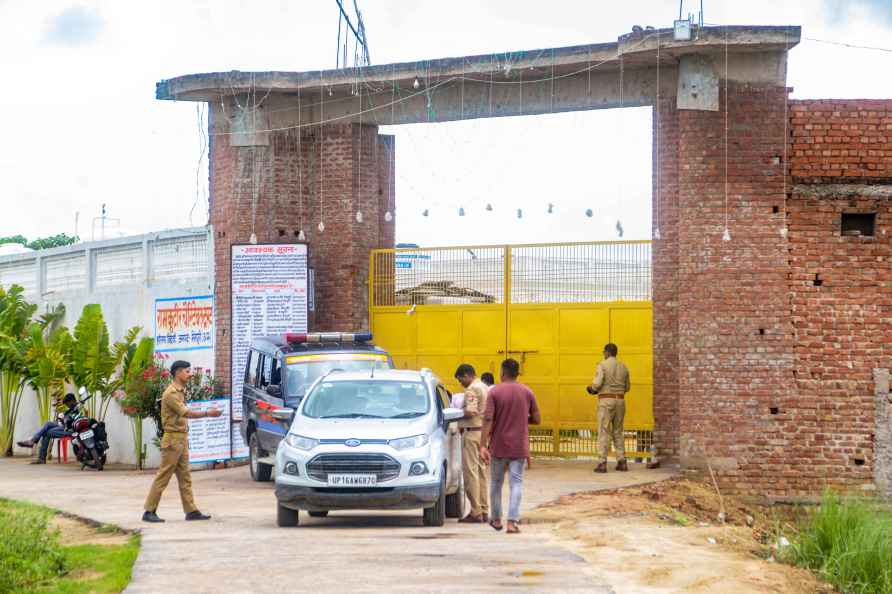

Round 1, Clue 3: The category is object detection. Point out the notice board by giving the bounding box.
[187,398,231,464]
[230,244,308,421]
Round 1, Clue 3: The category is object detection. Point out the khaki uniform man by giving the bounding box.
[454,364,489,523]
[588,343,631,473]
[142,360,221,523]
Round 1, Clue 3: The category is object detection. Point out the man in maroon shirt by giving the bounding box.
[480,358,541,534]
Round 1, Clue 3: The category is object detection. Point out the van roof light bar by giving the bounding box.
[284,332,373,344]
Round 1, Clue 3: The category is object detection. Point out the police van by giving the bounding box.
[240,332,393,481]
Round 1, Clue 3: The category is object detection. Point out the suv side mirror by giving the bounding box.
[265,384,282,398]
[271,407,294,421]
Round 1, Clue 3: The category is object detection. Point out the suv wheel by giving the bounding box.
[445,473,465,519]
[277,503,299,527]
[422,469,446,527]
[249,433,272,482]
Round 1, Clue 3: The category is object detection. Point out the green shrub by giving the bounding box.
[785,491,892,594]
[0,506,67,592]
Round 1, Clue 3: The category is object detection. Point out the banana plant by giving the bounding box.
[0,285,38,456]
[24,305,72,424]
[70,304,141,421]
[118,335,155,469]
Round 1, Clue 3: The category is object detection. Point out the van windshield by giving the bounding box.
[286,354,390,398]
[302,380,430,419]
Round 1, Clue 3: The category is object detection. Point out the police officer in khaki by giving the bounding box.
[454,363,489,523]
[142,360,222,523]
[588,343,631,473]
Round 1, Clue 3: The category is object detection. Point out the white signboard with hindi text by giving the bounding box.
[230,244,308,421]
[187,398,231,464]
[154,295,214,352]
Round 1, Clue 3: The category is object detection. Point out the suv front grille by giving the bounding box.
[306,453,401,483]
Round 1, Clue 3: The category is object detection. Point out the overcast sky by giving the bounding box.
[0,0,890,247]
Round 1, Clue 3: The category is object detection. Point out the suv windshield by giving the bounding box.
[302,380,430,419]
[286,355,390,398]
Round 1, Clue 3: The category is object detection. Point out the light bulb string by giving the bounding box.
[211,30,665,137]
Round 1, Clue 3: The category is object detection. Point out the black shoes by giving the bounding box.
[143,510,211,522]
[185,510,211,521]
[142,511,165,523]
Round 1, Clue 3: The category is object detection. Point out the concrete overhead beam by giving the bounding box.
[157,25,799,135]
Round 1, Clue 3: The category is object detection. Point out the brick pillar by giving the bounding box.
[652,95,680,460]
[209,109,395,393]
[670,84,794,494]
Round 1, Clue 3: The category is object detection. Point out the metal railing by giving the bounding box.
[370,240,651,307]
[0,227,211,296]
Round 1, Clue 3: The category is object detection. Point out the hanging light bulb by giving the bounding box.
[413,78,420,90]
[458,207,465,217]
[517,208,523,219]
[318,221,325,233]
[384,211,393,222]
[585,209,593,218]
[485,203,493,212]
[547,203,554,214]
[249,233,257,245]
[616,220,624,238]
[722,227,731,242]
[654,227,662,240]
[422,209,429,217]
[297,229,307,241]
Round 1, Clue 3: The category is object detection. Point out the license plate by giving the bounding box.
[80,430,94,440]
[327,474,376,487]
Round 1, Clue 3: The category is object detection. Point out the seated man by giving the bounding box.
[17,393,80,464]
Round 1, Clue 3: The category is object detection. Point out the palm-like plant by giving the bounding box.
[0,285,38,456]
[71,304,141,421]
[117,336,155,469]
[24,305,72,425]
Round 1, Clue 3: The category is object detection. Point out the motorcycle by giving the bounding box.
[69,388,110,471]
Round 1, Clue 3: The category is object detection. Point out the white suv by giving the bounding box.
[274,369,465,527]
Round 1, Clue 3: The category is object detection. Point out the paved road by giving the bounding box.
[0,458,674,593]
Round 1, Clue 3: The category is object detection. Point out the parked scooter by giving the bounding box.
[69,387,110,471]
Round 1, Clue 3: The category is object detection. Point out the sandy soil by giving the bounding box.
[526,478,832,594]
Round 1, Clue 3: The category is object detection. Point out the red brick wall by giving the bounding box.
[209,107,395,393]
[652,95,680,460]
[790,100,892,183]
[786,191,891,493]
[653,84,799,495]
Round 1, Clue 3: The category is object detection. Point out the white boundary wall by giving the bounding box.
[1,228,213,468]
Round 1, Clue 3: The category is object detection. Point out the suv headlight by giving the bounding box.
[285,434,318,451]
[388,434,429,451]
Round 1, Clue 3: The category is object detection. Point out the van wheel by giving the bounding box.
[423,471,446,527]
[308,511,329,518]
[277,504,299,527]
[249,433,272,482]
[445,474,465,519]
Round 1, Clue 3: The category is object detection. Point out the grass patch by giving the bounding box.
[783,491,892,594]
[0,498,139,594]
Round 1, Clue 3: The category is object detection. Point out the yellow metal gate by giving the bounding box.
[369,241,653,458]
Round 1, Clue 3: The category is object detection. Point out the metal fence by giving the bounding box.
[0,228,211,296]
[370,241,651,307]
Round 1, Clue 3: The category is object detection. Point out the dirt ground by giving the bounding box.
[527,478,832,594]
[51,513,131,547]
